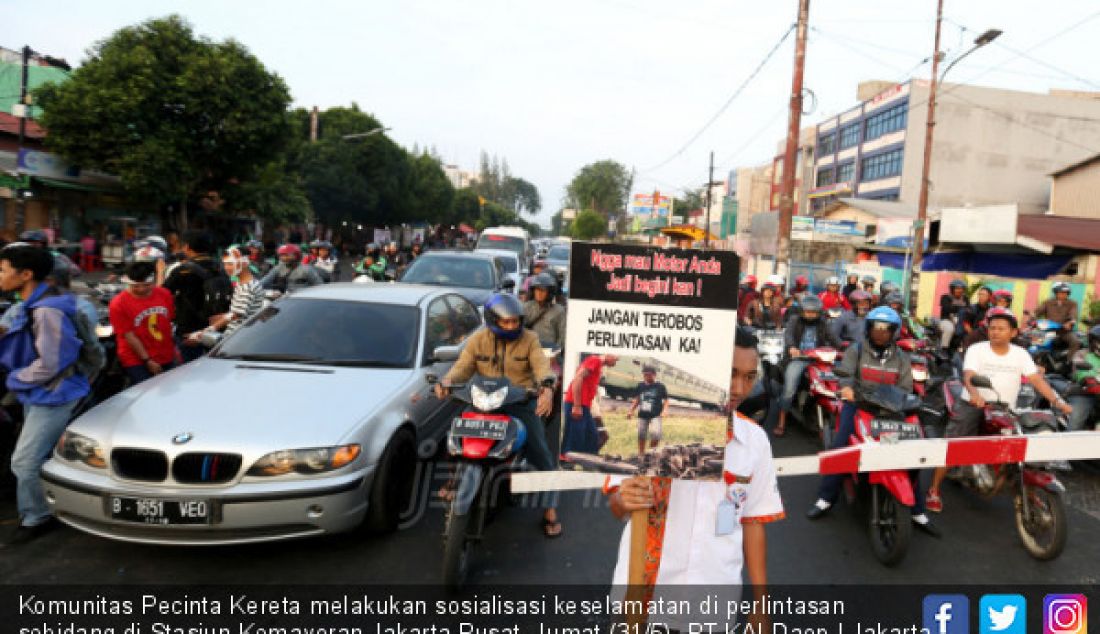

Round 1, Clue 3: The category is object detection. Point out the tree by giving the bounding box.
[565,160,631,217]
[407,151,455,225]
[672,189,704,219]
[501,176,541,215]
[570,210,607,240]
[35,15,292,230]
[222,159,311,225]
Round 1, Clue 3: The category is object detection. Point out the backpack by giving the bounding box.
[203,270,234,316]
[71,308,106,381]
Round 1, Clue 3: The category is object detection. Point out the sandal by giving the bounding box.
[542,516,563,539]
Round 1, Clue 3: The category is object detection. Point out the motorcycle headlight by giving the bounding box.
[912,367,928,381]
[818,350,837,364]
[56,431,106,469]
[95,324,114,338]
[471,384,509,412]
[247,444,361,476]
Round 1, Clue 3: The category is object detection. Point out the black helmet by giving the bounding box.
[949,279,966,291]
[246,239,264,250]
[1052,282,1071,295]
[1089,325,1100,355]
[529,272,557,291]
[799,295,823,319]
[880,281,899,296]
[884,292,904,307]
[483,293,525,341]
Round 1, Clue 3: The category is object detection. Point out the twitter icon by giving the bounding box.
[981,595,1026,634]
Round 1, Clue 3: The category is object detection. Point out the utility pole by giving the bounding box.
[703,151,714,249]
[776,0,810,277]
[309,106,319,142]
[18,46,30,148]
[910,0,944,310]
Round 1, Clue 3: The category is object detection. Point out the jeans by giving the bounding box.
[123,361,178,385]
[817,402,927,514]
[779,359,811,411]
[11,399,79,527]
[501,400,558,509]
[561,403,599,455]
[939,319,955,350]
[1067,395,1096,431]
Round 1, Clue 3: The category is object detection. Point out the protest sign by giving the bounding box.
[558,242,740,480]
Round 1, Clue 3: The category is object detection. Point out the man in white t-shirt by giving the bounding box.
[926,307,1072,512]
[606,329,784,626]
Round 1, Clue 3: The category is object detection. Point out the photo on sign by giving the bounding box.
[557,241,740,481]
[560,352,730,480]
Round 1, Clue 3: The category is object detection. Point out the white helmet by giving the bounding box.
[825,275,841,287]
[766,274,785,288]
[133,246,165,262]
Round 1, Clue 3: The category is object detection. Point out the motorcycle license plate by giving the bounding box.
[451,417,509,440]
[108,496,211,525]
[870,419,922,441]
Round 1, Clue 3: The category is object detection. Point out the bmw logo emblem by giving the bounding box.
[172,432,194,445]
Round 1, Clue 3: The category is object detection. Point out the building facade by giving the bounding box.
[809,80,1100,214]
[1048,154,1100,219]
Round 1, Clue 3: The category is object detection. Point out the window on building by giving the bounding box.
[839,123,861,149]
[815,167,835,187]
[835,161,855,184]
[818,131,836,155]
[863,102,908,140]
[860,148,904,181]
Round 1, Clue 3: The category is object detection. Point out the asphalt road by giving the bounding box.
[3,419,1100,586]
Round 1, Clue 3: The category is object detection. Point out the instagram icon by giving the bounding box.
[1045,595,1088,634]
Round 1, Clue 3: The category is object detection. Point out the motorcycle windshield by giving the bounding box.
[858,384,910,415]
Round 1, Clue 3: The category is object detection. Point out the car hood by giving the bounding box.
[71,358,416,452]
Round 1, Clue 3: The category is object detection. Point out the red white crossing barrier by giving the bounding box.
[510,431,1100,493]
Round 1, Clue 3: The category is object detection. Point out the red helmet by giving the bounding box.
[984,306,1018,329]
[743,275,757,288]
[795,275,809,287]
[277,243,301,258]
[992,289,1013,303]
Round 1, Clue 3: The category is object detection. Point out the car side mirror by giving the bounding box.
[200,330,223,349]
[501,278,516,290]
[970,375,993,389]
[432,345,461,363]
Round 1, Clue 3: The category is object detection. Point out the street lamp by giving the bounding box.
[908,15,1002,309]
[341,127,391,140]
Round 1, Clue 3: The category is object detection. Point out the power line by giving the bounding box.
[638,23,795,174]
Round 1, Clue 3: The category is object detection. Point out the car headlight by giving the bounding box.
[56,431,106,469]
[471,384,508,412]
[247,444,361,476]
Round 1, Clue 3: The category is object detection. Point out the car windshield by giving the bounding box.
[547,246,570,260]
[495,256,518,273]
[476,234,525,259]
[213,298,418,368]
[402,255,495,289]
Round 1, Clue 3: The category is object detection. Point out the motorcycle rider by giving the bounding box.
[841,273,860,301]
[522,273,565,348]
[860,276,878,303]
[937,279,970,352]
[745,278,785,329]
[819,276,851,312]
[774,295,840,437]
[312,241,338,283]
[878,281,900,306]
[245,240,270,277]
[791,275,811,301]
[992,289,1014,310]
[961,286,993,336]
[806,306,940,537]
[436,293,561,537]
[1034,282,1080,357]
[832,289,873,345]
[737,274,759,318]
[1069,325,1100,431]
[162,231,233,363]
[259,244,324,293]
[354,243,387,281]
[926,307,1072,512]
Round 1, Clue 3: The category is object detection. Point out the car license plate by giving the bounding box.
[108,496,211,525]
[870,419,922,441]
[451,417,509,440]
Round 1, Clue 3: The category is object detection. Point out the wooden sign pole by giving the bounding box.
[624,479,653,630]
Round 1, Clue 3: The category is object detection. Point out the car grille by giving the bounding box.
[111,448,168,482]
[172,453,242,484]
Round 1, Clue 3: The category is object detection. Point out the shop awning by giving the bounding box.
[660,224,719,242]
[33,176,121,193]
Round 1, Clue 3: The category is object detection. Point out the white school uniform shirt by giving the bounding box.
[962,341,1037,406]
[609,413,785,588]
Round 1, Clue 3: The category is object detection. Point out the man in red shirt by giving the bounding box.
[109,261,179,384]
[562,354,619,455]
[818,276,851,311]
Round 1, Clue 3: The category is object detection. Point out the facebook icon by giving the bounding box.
[924,595,970,634]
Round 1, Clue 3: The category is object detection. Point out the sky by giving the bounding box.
[5,1,1100,229]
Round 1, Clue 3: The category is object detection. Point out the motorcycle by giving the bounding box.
[787,347,844,446]
[1025,319,1076,378]
[835,383,925,566]
[941,374,1069,560]
[435,374,531,590]
[738,328,785,426]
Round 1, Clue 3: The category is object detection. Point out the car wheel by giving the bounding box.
[363,426,417,533]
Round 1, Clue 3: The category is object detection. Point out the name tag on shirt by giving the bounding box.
[716,499,737,536]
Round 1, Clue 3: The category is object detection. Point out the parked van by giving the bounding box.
[475,226,530,269]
